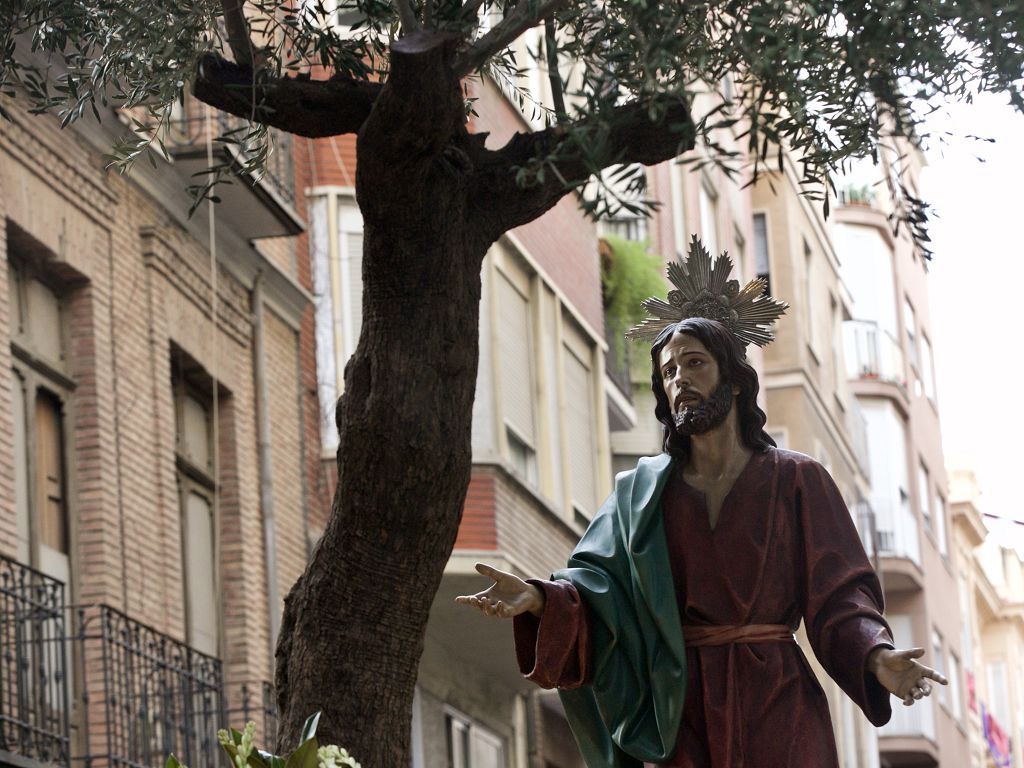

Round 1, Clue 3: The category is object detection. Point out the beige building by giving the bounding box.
[0,87,323,768]
[751,156,881,768]
[833,146,968,767]
[951,468,1024,768]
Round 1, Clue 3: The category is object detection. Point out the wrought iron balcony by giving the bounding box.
[0,554,276,768]
[0,554,70,768]
[165,102,303,240]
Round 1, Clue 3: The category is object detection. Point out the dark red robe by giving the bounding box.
[514,448,893,767]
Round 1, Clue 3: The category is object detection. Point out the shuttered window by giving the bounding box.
[172,351,220,657]
[8,255,73,586]
[564,344,596,516]
[35,390,68,555]
[496,271,536,447]
[338,200,364,360]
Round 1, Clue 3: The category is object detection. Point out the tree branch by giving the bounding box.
[453,0,571,78]
[392,0,422,33]
[469,96,695,232]
[544,18,566,122]
[459,0,488,22]
[220,0,265,70]
[192,54,382,137]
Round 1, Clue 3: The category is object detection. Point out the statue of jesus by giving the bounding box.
[457,243,946,768]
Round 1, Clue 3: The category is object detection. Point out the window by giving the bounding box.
[698,181,719,257]
[804,240,818,353]
[935,493,948,556]
[921,333,936,401]
[497,267,538,486]
[753,214,771,294]
[949,652,963,721]
[904,298,918,368]
[309,194,364,452]
[959,575,974,666]
[987,661,1010,725]
[172,349,221,657]
[932,629,947,708]
[733,228,747,279]
[446,711,505,768]
[918,461,932,532]
[564,320,598,518]
[8,254,74,586]
[831,296,845,398]
[767,429,787,450]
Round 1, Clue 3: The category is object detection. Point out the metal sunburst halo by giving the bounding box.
[624,235,789,349]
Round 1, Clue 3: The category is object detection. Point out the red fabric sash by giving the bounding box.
[683,624,795,646]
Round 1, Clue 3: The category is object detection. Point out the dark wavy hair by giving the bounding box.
[650,317,776,461]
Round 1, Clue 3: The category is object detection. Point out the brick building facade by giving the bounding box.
[0,91,326,768]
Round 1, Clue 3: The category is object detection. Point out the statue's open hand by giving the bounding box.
[454,563,545,619]
[869,647,949,706]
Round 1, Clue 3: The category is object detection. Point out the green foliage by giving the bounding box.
[601,234,666,363]
[166,714,360,768]
[0,0,1021,231]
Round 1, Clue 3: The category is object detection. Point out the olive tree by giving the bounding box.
[1,0,1020,763]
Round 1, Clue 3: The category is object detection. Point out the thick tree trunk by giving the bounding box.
[273,33,495,767]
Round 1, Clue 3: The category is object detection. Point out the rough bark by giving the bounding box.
[272,32,494,767]
[193,54,382,138]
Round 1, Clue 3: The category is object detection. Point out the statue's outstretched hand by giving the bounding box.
[868,647,949,706]
[455,562,546,618]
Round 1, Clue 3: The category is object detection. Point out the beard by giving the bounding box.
[672,380,734,436]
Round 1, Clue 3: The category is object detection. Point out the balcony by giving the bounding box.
[0,554,276,768]
[166,103,303,241]
[0,555,70,768]
[873,497,924,592]
[878,697,939,766]
[843,320,906,388]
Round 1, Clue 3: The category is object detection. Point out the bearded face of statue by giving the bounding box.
[672,379,734,435]
[657,331,736,436]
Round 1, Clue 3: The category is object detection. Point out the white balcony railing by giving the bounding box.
[874,497,921,566]
[879,695,935,741]
[843,320,906,387]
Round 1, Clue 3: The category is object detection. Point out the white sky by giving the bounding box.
[919,92,1024,533]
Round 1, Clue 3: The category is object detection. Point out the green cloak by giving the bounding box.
[552,453,687,767]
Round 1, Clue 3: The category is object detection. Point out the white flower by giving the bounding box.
[317,744,361,768]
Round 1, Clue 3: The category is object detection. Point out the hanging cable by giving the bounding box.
[204,104,223,653]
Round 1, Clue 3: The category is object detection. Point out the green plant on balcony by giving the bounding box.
[841,184,876,206]
[167,714,360,768]
[601,234,667,372]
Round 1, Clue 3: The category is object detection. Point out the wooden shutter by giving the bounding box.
[497,271,535,445]
[564,346,596,514]
[34,389,67,555]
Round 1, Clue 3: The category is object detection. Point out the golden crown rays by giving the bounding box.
[624,235,789,349]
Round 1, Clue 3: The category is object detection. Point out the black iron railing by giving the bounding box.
[167,108,297,211]
[0,554,277,768]
[604,321,634,403]
[88,606,224,768]
[0,554,71,768]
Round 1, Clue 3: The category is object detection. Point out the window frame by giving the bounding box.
[8,254,77,583]
[171,350,223,658]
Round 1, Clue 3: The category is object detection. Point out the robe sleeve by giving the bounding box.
[513,579,592,689]
[797,459,895,726]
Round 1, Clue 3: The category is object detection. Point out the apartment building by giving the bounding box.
[0,90,325,768]
[833,147,968,767]
[951,468,1024,768]
[750,159,881,768]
